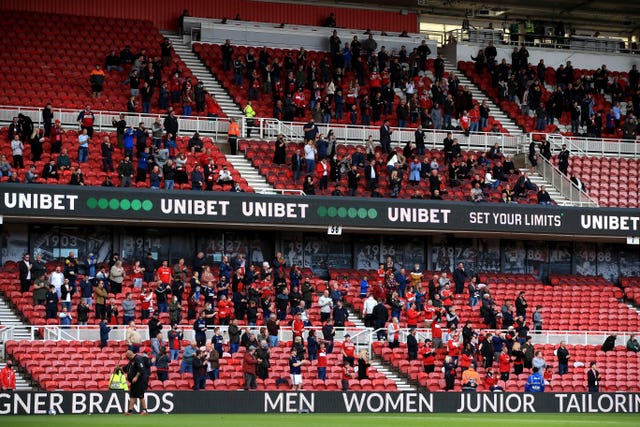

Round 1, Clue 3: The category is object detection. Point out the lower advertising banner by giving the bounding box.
[1,391,639,415]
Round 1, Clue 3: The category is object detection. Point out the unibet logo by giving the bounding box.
[316,206,377,219]
[86,197,153,212]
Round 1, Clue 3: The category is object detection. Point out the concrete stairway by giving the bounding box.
[0,296,32,340]
[0,363,33,391]
[442,58,523,135]
[528,172,572,206]
[225,154,276,194]
[345,306,416,391]
[162,32,243,117]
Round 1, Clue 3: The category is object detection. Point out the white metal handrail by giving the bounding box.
[1,324,635,348]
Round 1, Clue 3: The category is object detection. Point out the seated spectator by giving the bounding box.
[41,159,58,180]
[351,146,366,168]
[487,142,502,160]
[188,132,204,152]
[503,155,516,175]
[484,170,500,189]
[537,185,553,205]
[217,165,234,186]
[627,334,640,352]
[25,165,39,183]
[57,149,71,171]
[69,167,85,186]
[470,183,485,203]
[105,50,122,72]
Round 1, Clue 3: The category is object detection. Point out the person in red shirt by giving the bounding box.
[376,264,386,282]
[139,287,153,320]
[0,361,16,391]
[342,334,355,366]
[406,303,419,329]
[156,260,172,285]
[468,104,480,133]
[498,345,511,382]
[447,333,460,364]
[292,313,305,339]
[459,110,470,134]
[341,361,353,391]
[317,343,328,381]
[422,339,435,373]
[484,368,502,391]
[459,344,473,374]
[431,320,443,349]
[216,294,232,325]
[294,88,307,118]
[242,346,261,390]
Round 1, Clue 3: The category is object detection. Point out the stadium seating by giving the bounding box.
[239,139,540,202]
[4,339,393,391]
[0,11,223,116]
[0,128,251,191]
[549,155,640,208]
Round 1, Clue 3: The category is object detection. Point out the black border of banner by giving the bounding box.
[1,391,639,415]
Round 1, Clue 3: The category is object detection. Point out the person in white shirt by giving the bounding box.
[78,128,90,164]
[49,266,65,298]
[304,140,317,174]
[216,165,234,186]
[317,290,333,323]
[484,170,500,189]
[363,294,377,327]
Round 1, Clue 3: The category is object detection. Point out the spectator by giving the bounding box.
[537,185,553,205]
[180,342,196,375]
[407,329,419,361]
[627,334,640,352]
[524,367,545,392]
[89,65,105,99]
[556,341,570,375]
[289,348,306,391]
[443,355,456,391]
[601,334,617,352]
[587,361,601,392]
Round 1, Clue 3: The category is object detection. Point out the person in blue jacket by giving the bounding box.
[525,366,546,392]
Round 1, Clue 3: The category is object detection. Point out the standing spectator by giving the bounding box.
[94,280,108,320]
[341,361,354,391]
[556,341,570,375]
[443,355,456,391]
[256,341,270,380]
[498,345,511,382]
[101,136,114,172]
[18,253,32,293]
[122,293,136,325]
[0,361,16,392]
[557,144,570,175]
[10,135,24,170]
[77,105,95,137]
[587,362,601,392]
[407,329,419,361]
[379,120,392,154]
[89,65,106,99]
[180,342,196,375]
[99,319,111,348]
[525,367,545,392]
[289,349,306,391]
[453,262,467,295]
[192,349,206,391]
[109,260,126,295]
[532,306,543,332]
[167,324,183,361]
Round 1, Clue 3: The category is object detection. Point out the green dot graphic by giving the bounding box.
[131,200,142,211]
[86,198,98,209]
[327,207,338,217]
[317,206,328,217]
[142,200,153,211]
[109,199,120,210]
[358,208,368,219]
[337,207,347,218]
[120,199,131,210]
[98,198,109,209]
[348,207,358,218]
[367,208,377,219]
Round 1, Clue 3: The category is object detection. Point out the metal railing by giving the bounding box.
[445,29,633,54]
[530,151,600,207]
[1,324,635,349]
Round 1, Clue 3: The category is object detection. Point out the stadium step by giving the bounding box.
[528,173,574,206]
[442,58,524,135]
[225,154,277,194]
[162,31,244,117]
[370,359,416,392]
[0,296,33,340]
[0,363,34,391]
